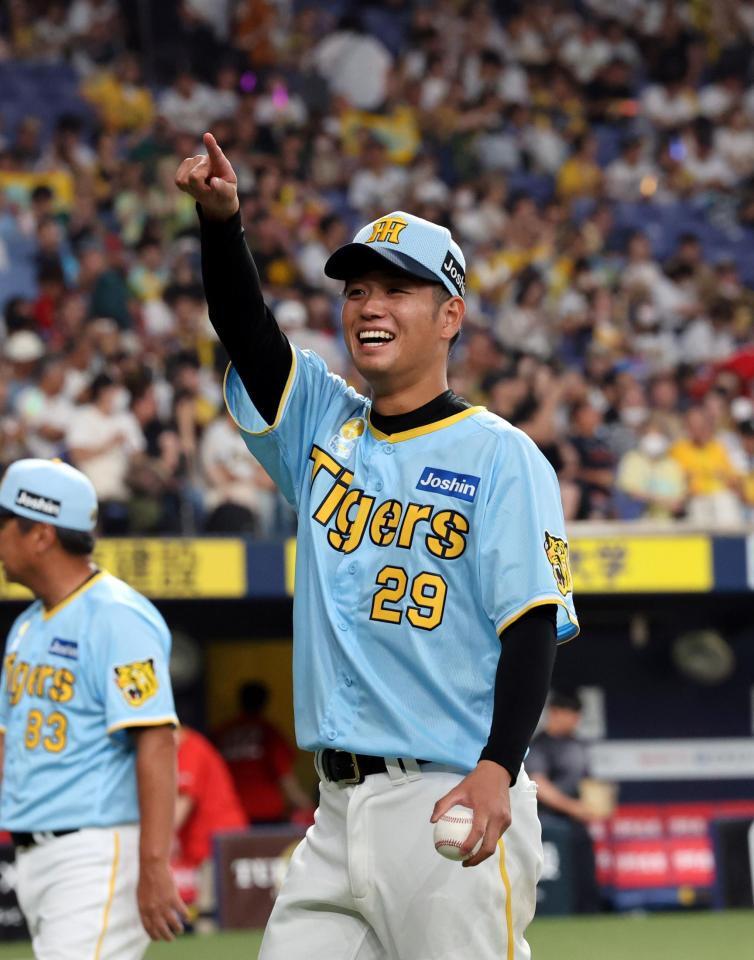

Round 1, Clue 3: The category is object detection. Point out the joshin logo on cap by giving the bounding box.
[15,489,61,517]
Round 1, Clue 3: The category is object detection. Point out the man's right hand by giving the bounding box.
[175,132,239,221]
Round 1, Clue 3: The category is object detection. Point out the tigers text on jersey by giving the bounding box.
[0,571,177,831]
[225,349,579,771]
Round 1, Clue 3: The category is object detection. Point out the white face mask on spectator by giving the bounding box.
[640,432,669,459]
[621,406,648,427]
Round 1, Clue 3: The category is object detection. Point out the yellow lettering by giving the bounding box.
[49,668,75,704]
[26,665,41,697]
[2,653,16,699]
[10,662,29,706]
[313,470,354,526]
[328,490,375,554]
[36,665,55,698]
[369,499,403,547]
[309,445,345,484]
[366,216,408,244]
[396,503,433,549]
[426,510,469,560]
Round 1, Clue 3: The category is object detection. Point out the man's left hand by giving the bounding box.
[430,760,512,868]
[137,859,188,940]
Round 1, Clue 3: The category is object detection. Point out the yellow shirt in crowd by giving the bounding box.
[670,439,737,496]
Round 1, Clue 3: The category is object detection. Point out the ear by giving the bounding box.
[439,296,465,343]
[32,523,58,555]
[544,531,552,549]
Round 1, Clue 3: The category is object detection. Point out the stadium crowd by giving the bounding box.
[1,0,754,534]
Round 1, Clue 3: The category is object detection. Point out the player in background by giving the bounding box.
[177,135,578,960]
[0,458,187,959]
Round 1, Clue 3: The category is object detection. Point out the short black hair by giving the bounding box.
[549,689,582,712]
[12,515,96,555]
[240,681,269,715]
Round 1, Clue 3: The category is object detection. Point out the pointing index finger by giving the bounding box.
[204,132,226,165]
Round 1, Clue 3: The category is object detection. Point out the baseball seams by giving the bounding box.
[433,805,479,861]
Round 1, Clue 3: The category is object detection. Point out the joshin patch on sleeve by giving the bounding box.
[113,659,159,707]
[544,531,573,596]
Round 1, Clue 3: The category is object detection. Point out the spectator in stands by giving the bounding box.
[200,410,276,535]
[348,136,408,218]
[557,133,603,203]
[14,355,72,460]
[527,690,604,914]
[126,380,187,533]
[615,421,687,520]
[275,298,345,377]
[4,331,45,406]
[605,136,657,202]
[173,726,246,915]
[568,400,617,519]
[496,267,553,360]
[1,0,754,534]
[158,69,218,136]
[309,13,393,111]
[671,405,742,527]
[82,52,155,133]
[67,372,145,533]
[214,682,314,827]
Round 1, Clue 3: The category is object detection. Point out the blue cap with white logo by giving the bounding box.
[324,211,466,298]
[0,459,98,532]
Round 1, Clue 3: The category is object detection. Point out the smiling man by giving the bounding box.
[176,134,578,960]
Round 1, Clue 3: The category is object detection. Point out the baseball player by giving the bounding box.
[0,458,188,959]
[177,134,578,960]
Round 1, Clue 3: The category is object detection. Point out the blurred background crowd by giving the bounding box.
[2,0,754,534]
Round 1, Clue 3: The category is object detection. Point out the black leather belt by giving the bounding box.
[320,749,430,784]
[11,829,78,849]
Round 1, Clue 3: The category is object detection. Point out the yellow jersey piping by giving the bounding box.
[94,830,120,960]
[497,596,580,643]
[498,838,514,960]
[368,405,485,443]
[42,570,106,621]
[106,715,178,735]
[222,350,298,437]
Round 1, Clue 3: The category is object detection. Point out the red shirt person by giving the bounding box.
[174,726,246,890]
[213,682,313,824]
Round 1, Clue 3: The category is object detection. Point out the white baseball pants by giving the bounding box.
[260,762,543,960]
[14,824,150,960]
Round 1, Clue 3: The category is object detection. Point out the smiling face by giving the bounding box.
[341,269,463,396]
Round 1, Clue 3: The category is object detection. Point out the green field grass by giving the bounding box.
[0,910,751,959]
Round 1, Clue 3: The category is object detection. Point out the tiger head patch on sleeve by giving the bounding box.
[544,531,573,597]
[114,659,159,707]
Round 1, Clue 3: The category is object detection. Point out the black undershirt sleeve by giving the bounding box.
[198,208,292,426]
[479,605,557,786]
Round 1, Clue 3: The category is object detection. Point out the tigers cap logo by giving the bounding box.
[366,216,408,245]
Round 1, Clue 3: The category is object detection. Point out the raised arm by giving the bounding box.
[175,133,292,426]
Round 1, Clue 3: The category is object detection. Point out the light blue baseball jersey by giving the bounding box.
[0,571,177,831]
[225,348,579,771]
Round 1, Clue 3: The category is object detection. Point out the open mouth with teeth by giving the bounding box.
[358,330,396,346]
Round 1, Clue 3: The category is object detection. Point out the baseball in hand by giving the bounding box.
[433,805,481,861]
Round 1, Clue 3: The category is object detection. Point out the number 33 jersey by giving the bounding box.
[0,571,177,831]
[225,349,579,770]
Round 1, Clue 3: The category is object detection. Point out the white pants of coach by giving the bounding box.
[260,762,544,960]
[15,824,149,960]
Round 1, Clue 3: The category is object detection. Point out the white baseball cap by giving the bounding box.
[4,331,45,363]
[0,459,98,532]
